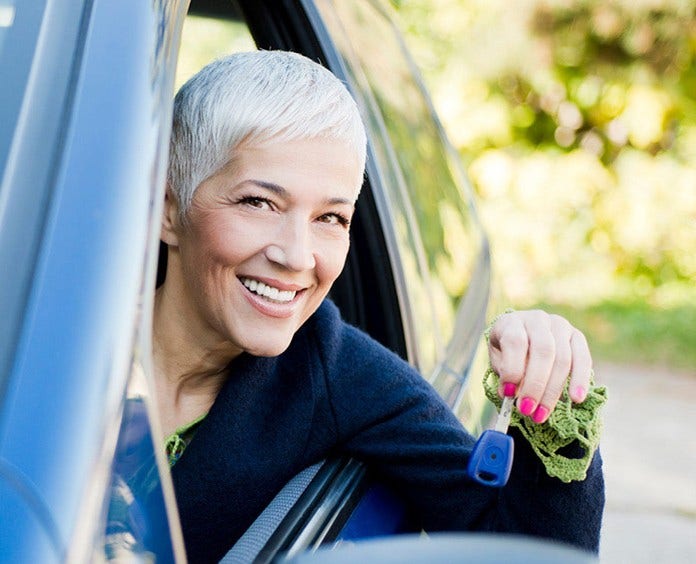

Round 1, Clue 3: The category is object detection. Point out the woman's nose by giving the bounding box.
[264,219,316,271]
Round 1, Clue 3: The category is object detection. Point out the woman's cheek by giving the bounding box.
[205,220,258,260]
[321,238,351,281]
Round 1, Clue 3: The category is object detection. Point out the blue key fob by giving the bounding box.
[467,429,514,487]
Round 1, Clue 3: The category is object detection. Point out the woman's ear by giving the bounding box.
[161,189,181,247]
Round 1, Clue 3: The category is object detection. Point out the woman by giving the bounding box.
[154,51,604,563]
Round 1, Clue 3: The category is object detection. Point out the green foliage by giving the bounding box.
[507,3,696,161]
[534,299,696,371]
[394,0,696,369]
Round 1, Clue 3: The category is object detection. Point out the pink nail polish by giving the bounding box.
[532,405,549,424]
[519,397,536,416]
[572,386,587,403]
[503,383,517,397]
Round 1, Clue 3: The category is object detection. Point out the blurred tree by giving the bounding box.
[394,0,696,310]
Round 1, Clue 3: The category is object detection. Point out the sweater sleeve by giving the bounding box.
[314,302,604,554]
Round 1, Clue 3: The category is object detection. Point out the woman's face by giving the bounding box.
[163,137,363,358]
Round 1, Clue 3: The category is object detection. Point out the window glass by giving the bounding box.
[316,1,484,373]
[103,366,179,562]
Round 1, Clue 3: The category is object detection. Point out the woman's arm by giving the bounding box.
[320,304,604,553]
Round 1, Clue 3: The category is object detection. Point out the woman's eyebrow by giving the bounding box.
[247,179,287,196]
[246,179,355,206]
[327,197,355,207]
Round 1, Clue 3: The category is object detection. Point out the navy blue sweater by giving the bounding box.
[171,300,604,563]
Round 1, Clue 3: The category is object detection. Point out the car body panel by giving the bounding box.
[0,0,86,399]
[0,0,188,561]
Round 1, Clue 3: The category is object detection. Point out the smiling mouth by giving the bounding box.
[240,277,299,303]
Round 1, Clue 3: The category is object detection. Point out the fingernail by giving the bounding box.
[532,405,549,424]
[503,383,517,397]
[572,386,587,403]
[519,397,536,416]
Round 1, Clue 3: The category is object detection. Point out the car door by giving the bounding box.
[0,1,188,562]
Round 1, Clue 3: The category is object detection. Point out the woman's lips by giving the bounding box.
[240,277,297,303]
[238,276,305,318]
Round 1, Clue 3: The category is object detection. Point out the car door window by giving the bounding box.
[314,1,486,377]
[103,366,182,563]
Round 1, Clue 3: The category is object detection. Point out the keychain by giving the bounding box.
[467,391,515,487]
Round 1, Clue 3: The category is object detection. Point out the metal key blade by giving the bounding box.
[494,395,514,433]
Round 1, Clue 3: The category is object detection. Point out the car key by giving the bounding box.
[467,394,515,487]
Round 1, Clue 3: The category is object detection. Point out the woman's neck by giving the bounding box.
[152,284,238,436]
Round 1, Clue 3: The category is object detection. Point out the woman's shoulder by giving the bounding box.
[298,300,458,443]
[297,299,424,393]
[306,300,408,365]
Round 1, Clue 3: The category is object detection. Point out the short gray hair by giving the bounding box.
[168,50,367,215]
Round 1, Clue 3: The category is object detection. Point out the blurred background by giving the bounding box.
[393,0,696,370]
[392,1,696,561]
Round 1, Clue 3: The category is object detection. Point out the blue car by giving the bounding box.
[0,1,594,562]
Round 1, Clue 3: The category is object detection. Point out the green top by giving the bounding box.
[164,412,207,467]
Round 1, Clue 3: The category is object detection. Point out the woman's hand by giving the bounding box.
[487,310,592,424]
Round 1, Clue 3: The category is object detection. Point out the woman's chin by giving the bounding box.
[240,336,294,359]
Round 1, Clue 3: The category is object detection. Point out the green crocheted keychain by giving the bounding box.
[482,321,608,483]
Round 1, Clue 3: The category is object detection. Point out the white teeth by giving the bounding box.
[241,278,297,303]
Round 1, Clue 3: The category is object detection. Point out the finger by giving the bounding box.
[497,381,518,399]
[531,315,574,422]
[488,314,529,390]
[568,329,593,403]
[517,313,555,417]
[533,331,573,423]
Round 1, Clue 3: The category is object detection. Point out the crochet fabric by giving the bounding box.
[483,367,607,483]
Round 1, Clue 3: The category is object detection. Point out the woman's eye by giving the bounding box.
[318,213,351,227]
[239,196,273,210]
